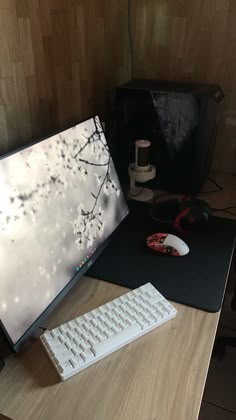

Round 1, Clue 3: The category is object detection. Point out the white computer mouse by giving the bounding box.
[146,233,189,256]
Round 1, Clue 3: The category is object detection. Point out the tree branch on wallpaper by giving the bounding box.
[0,116,120,251]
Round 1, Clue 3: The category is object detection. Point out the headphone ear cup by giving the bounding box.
[150,198,180,224]
[174,207,192,234]
[175,203,211,234]
[151,197,211,234]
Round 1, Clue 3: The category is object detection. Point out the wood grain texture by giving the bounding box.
[132,0,236,174]
[0,2,236,173]
[0,0,130,153]
[0,277,220,420]
[0,174,235,420]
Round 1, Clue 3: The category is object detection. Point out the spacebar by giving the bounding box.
[92,324,141,356]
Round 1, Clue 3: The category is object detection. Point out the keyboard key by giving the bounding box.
[58,361,75,375]
[41,283,177,380]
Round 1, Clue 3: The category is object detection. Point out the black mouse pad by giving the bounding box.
[88,201,236,312]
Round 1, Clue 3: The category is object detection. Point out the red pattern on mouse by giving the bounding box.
[146,233,189,257]
[146,233,168,245]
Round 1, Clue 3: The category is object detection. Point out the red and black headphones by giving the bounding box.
[150,196,211,235]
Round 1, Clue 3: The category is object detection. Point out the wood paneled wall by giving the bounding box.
[1,1,236,173]
[133,0,236,173]
[0,0,129,154]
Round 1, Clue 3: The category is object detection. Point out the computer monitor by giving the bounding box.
[0,116,129,350]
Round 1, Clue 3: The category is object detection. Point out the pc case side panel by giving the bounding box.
[191,97,218,192]
[113,80,223,193]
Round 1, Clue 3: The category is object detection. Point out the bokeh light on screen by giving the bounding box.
[0,116,128,345]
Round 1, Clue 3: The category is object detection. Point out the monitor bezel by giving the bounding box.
[0,116,129,351]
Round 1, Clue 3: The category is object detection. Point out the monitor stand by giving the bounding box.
[0,327,12,372]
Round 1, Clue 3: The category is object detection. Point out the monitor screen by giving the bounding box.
[0,116,129,349]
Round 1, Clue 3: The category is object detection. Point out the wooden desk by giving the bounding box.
[0,174,235,420]
[0,277,220,420]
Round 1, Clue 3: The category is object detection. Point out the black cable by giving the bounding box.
[198,177,236,215]
[128,0,134,81]
[201,400,236,416]
[212,206,236,212]
[223,210,236,217]
[199,176,223,194]
[212,206,236,217]
[208,176,223,191]
[38,326,47,332]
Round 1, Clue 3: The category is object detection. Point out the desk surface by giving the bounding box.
[0,278,220,420]
[0,173,235,420]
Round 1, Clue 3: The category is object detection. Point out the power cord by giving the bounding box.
[199,176,223,194]
[212,206,236,217]
[128,0,134,81]
[149,183,236,220]
[201,177,236,216]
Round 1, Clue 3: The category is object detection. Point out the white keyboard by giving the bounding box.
[40,283,177,380]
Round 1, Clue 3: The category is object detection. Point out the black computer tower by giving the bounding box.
[112,79,224,193]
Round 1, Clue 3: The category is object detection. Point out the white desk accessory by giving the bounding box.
[128,139,156,202]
